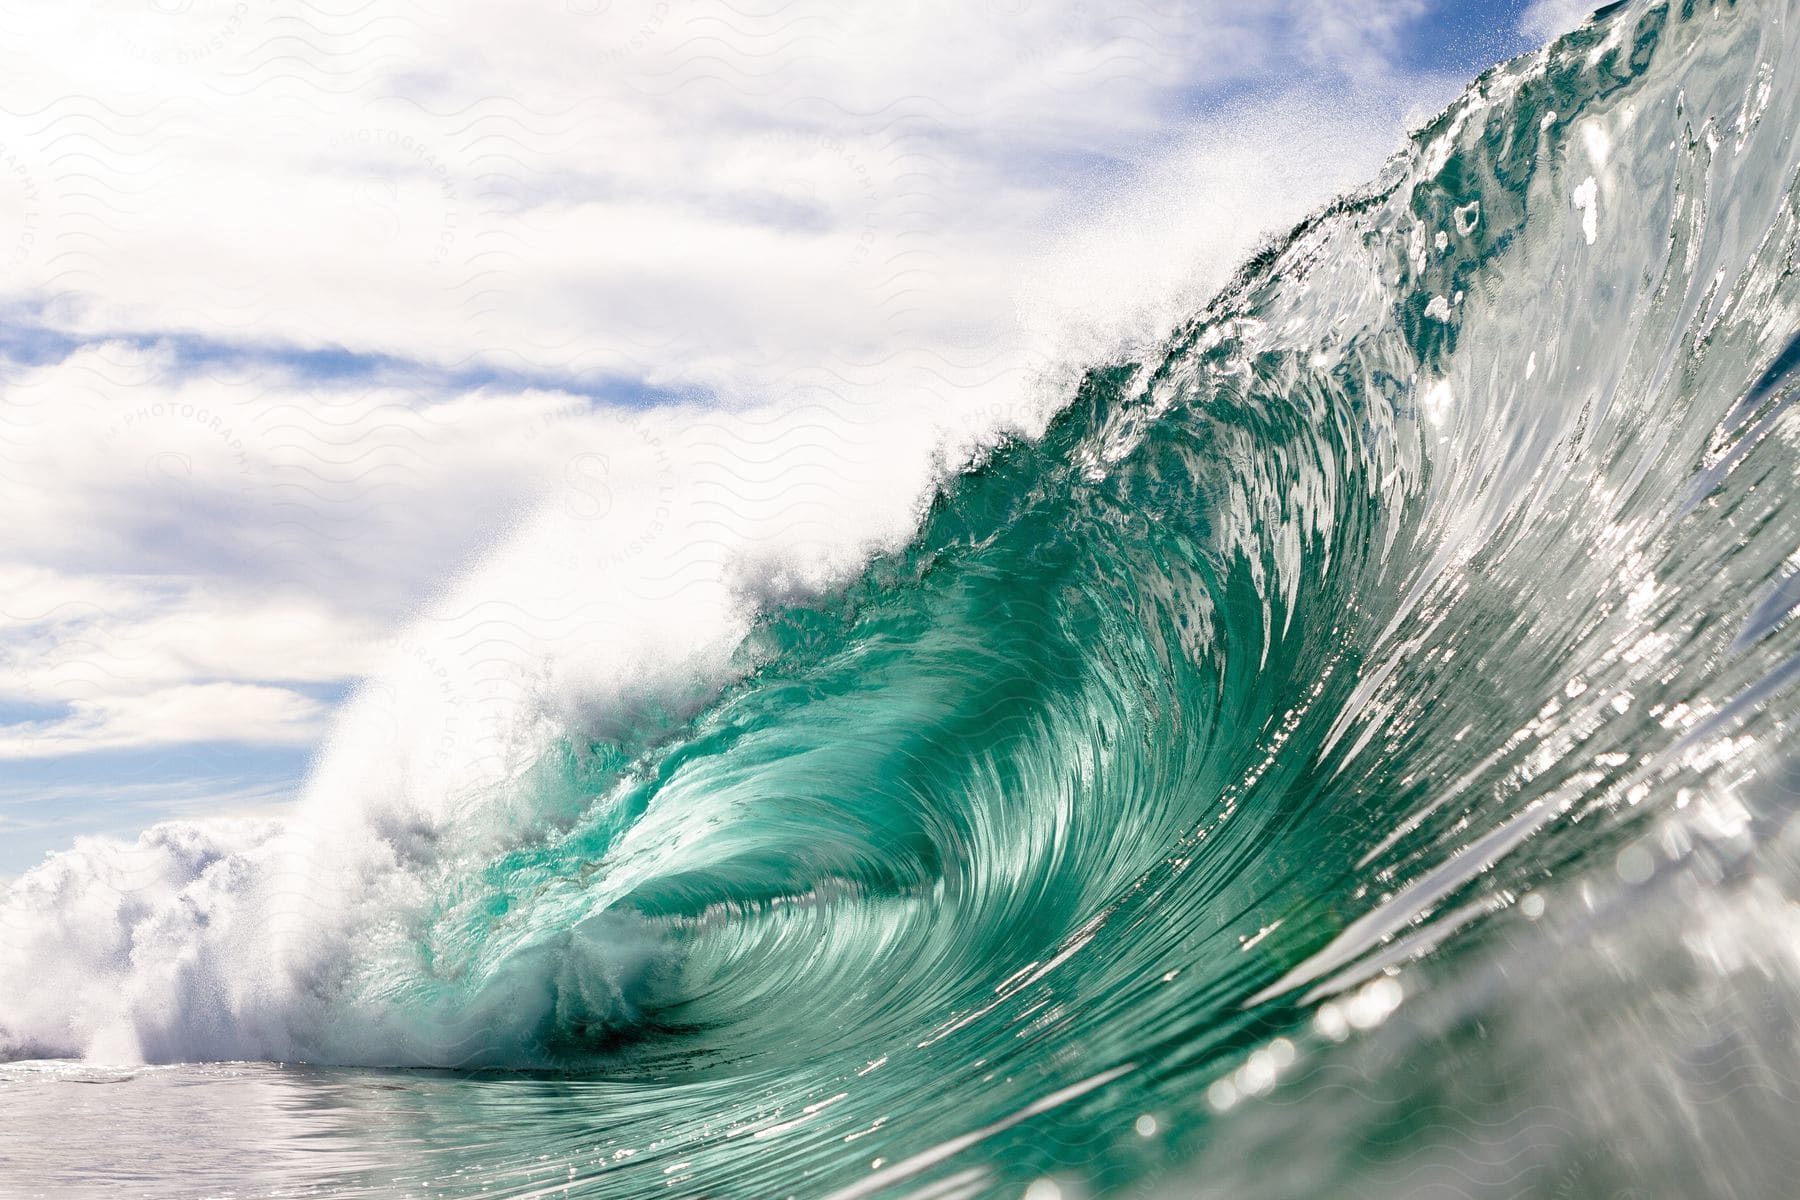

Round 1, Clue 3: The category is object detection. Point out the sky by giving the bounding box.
[0,0,1593,876]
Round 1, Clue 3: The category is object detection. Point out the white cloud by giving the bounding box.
[0,683,327,759]
[0,0,1452,392]
[0,347,605,756]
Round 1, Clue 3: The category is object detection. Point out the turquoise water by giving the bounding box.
[7,2,1800,1196]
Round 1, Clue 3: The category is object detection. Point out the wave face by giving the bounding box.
[8,1,1800,1195]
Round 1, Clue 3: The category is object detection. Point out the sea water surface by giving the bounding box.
[7,1,1800,1197]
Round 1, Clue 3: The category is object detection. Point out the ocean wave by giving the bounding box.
[7,1,1800,1195]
